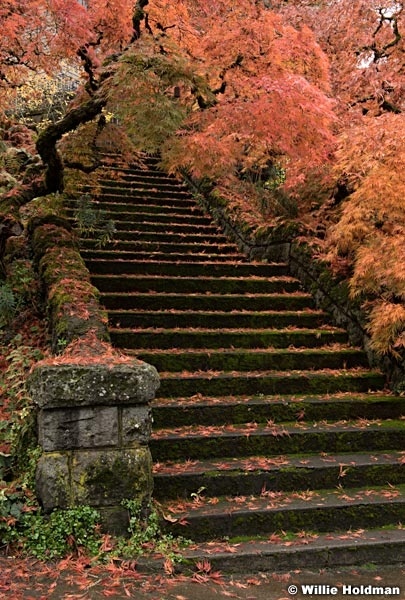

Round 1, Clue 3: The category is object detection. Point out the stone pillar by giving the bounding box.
[28,361,159,534]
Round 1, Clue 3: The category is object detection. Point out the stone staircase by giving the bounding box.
[69,154,405,572]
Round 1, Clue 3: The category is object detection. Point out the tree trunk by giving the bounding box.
[36,96,107,193]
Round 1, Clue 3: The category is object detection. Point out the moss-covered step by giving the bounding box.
[107,308,329,329]
[80,239,239,254]
[137,528,405,572]
[150,420,403,461]
[66,199,202,216]
[82,192,197,208]
[111,328,347,349]
[92,274,301,294]
[85,260,288,278]
[81,220,221,234]
[81,250,245,263]
[94,185,193,200]
[97,178,190,194]
[159,485,405,541]
[100,230,230,243]
[136,347,368,373]
[101,169,180,184]
[101,292,316,311]
[66,206,214,225]
[157,369,385,398]
[99,164,178,183]
[152,451,405,499]
[100,210,214,226]
[151,393,404,428]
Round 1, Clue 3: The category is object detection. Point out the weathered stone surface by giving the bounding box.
[71,448,153,506]
[38,406,118,451]
[28,362,160,409]
[121,405,152,445]
[35,453,70,511]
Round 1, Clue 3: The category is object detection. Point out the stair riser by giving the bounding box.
[93,276,301,294]
[87,186,192,200]
[81,240,238,255]
[94,231,228,243]
[79,221,220,234]
[151,429,403,461]
[67,200,201,215]
[67,208,213,226]
[108,311,328,329]
[153,463,405,500]
[83,194,197,208]
[86,261,288,278]
[164,501,405,542]
[101,166,177,179]
[152,398,404,428]
[97,178,188,193]
[161,539,405,573]
[112,330,347,350]
[157,373,384,398]
[138,351,368,372]
[81,252,244,263]
[102,294,315,312]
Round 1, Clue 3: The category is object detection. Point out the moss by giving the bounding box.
[71,449,153,506]
[21,194,67,224]
[31,223,77,262]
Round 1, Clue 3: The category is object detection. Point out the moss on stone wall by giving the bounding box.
[28,213,109,352]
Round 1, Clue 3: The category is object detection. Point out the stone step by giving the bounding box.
[104,169,178,183]
[136,528,405,573]
[151,419,403,461]
[85,259,288,278]
[80,250,245,263]
[77,220,221,234]
[136,347,368,373]
[66,199,203,216]
[80,192,197,208]
[97,178,189,194]
[91,274,301,294]
[151,393,402,428]
[90,229,230,245]
[80,239,240,254]
[156,369,384,398]
[101,292,316,311]
[82,184,193,200]
[112,327,347,349]
[66,205,214,225]
[107,308,329,329]
[153,451,405,499]
[94,230,230,243]
[158,485,405,542]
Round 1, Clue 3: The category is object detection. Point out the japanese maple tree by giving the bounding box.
[109,0,336,203]
[270,1,405,354]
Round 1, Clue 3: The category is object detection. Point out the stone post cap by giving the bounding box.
[28,361,160,409]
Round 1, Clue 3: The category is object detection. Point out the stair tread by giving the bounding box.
[151,391,397,407]
[134,345,362,354]
[152,418,402,439]
[135,527,405,573]
[159,484,405,520]
[153,450,405,476]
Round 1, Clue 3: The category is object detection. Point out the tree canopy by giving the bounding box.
[1,0,404,354]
